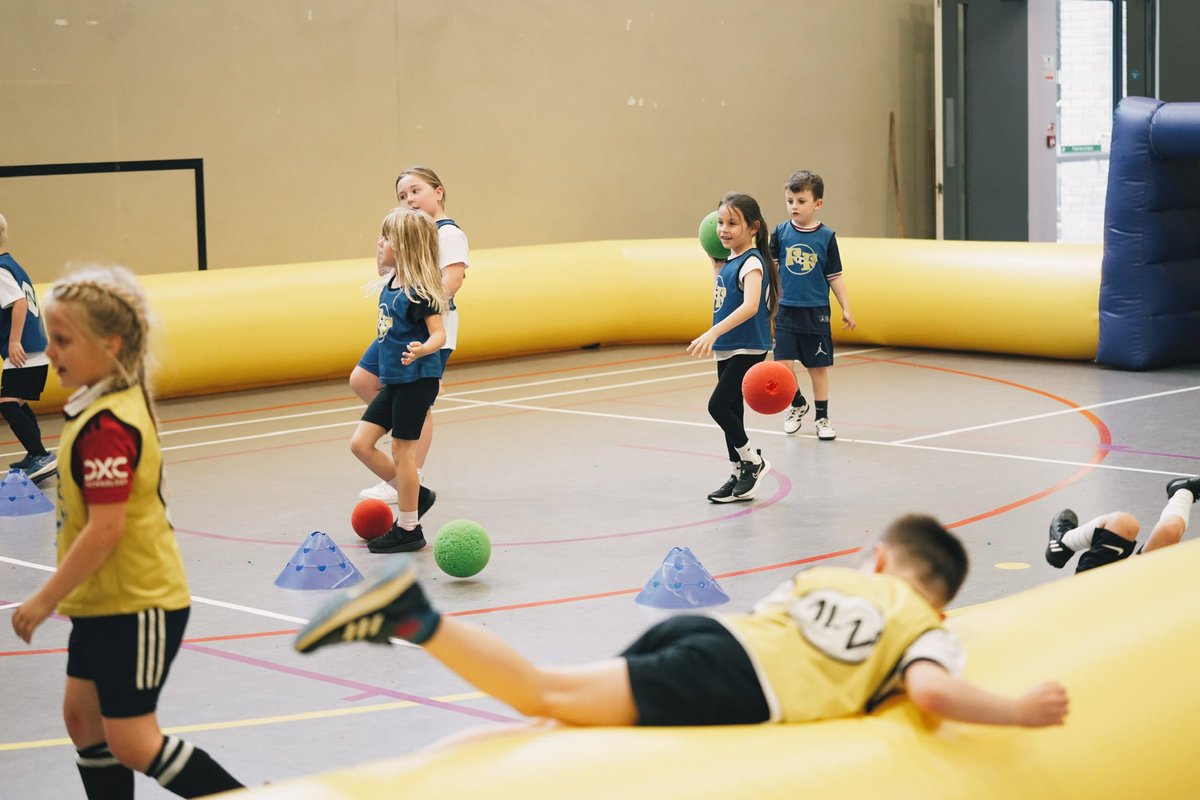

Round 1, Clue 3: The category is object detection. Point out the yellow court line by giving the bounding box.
[0,692,488,752]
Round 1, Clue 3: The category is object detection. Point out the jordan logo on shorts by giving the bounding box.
[815,343,827,356]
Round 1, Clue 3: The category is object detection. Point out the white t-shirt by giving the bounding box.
[0,269,49,368]
[438,224,470,351]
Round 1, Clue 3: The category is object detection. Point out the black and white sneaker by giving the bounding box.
[9,454,33,472]
[783,400,809,435]
[368,523,427,554]
[707,473,739,503]
[732,452,770,499]
[1045,509,1078,569]
[294,558,440,653]
[1166,475,1200,502]
[25,453,57,483]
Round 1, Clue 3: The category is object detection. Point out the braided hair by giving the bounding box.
[46,266,158,422]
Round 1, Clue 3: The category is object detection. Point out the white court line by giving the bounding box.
[892,384,1200,444]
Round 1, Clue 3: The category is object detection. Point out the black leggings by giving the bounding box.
[708,353,766,463]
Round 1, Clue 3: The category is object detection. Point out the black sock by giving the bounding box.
[76,742,134,800]
[815,400,829,420]
[791,390,806,407]
[146,736,243,798]
[1,401,47,457]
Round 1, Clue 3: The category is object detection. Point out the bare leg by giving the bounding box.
[1143,486,1193,552]
[414,409,434,471]
[423,617,639,726]
[808,366,830,402]
[349,366,382,405]
[63,677,106,750]
[103,714,167,772]
[350,421,395,483]
[391,437,421,515]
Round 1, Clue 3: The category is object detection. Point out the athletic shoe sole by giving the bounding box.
[294,559,416,653]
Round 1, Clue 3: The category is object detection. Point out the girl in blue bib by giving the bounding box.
[687,193,780,504]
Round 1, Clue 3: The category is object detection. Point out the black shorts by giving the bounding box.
[621,615,769,726]
[1075,527,1137,573]
[1,364,49,401]
[774,307,834,367]
[66,607,189,718]
[361,379,440,440]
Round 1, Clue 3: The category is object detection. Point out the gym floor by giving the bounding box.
[3,343,1198,797]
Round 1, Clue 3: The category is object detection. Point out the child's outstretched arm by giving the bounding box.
[11,503,127,643]
[688,268,763,358]
[904,660,1068,727]
[402,314,447,365]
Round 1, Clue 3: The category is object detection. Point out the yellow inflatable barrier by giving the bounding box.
[31,238,1101,410]
[237,539,1200,799]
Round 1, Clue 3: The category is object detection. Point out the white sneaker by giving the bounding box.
[782,400,809,435]
[359,480,399,505]
[815,418,837,441]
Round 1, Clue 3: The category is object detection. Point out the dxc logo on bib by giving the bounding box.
[84,456,129,485]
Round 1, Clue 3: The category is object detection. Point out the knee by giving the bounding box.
[62,705,99,748]
[1104,512,1141,541]
[105,734,159,773]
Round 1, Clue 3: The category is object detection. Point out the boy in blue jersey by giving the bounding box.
[768,171,856,441]
[0,213,55,482]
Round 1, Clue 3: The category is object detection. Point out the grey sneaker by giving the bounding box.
[731,452,770,499]
[294,557,440,653]
[815,418,837,441]
[783,400,809,435]
[1045,509,1078,569]
[25,452,57,483]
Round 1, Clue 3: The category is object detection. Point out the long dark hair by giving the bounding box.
[718,192,779,320]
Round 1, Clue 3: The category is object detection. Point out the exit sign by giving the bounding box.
[1062,144,1102,154]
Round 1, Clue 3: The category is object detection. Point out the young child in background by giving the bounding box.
[688,193,780,504]
[1046,475,1200,572]
[295,514,1068,730]
[768,170,855,441]
[10,267,243,799]
[353,166,469,512]
[349,208,448,554]
[0,213,56,482]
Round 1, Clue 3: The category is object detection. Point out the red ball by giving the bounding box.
[741,361,798,415]
[351,498,394,541]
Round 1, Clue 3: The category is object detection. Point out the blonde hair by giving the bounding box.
[0,213,8,248]
[381,208,448,314]
[46,266,158,417]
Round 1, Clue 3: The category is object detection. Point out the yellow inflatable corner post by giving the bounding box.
[234,540,1200,799]
[32,238,1099,412]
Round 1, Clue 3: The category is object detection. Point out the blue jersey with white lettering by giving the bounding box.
[712,249,771,352]
[0,253,48,355]
[768,222,842,308]
[375,278,444,384]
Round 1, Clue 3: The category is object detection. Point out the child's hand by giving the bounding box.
[841,309,857,331]
[11,594,53,644]
[1016,682,1068,727]
[8,341,27,368]
[687,330,718,358]
[401,341,424,365]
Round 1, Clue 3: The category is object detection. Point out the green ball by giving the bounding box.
[433,519,491,578]
[698,210,730,260]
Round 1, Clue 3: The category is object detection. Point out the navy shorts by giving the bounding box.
[621,615,769,726]
[361,379,440,440]
[774,306,834,367]
[66,607,189,718]
[1,364,49,401]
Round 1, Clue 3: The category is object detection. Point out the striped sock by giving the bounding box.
[76,742,133,800]
[146,735,242,798]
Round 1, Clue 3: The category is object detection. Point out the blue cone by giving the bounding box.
[274,531,364,590]
[0,469,54,516]
[635,546,730,609]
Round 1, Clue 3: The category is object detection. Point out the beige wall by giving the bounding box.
[0,0,935,282]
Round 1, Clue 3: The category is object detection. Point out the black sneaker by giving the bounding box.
[8,454,33,471]
[25,453,57,483]
[294,557,440,653]
[1045,509,1078,569]
[1166,475,1200,503]
[731,452,770,499]
[418,485,436,518]
[368,523,427,554]
[707,473,738,503]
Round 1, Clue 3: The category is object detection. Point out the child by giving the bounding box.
[10,267,243,798]
[688,193,780,504]
[349,207,448,554]
[0,213,56,482]
[353,166,469,511]
[295,514,1068,729]
[768,170,856,441]
[1046,475,1200,572]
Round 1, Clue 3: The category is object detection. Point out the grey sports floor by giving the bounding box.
[3,343,1199,797]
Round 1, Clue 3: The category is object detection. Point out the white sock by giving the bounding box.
[1062,517,1102,551]
[398,510,419,530]
[736,444,762,465]
[1159,488,1193,533]
[417,468,425,484]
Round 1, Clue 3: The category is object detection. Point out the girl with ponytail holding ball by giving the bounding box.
[687,192,780,504]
